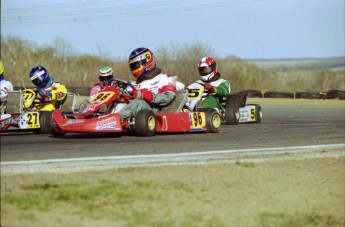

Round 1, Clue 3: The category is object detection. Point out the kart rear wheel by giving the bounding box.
[135,110,156,136]
[254,104,262,123]
[205,109,221,133]
[225,104,240,125]
[34,111,53,134]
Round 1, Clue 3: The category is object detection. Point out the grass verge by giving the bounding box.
[247,97,345,106]
[1,157,344,226]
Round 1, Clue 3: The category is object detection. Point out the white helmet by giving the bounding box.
[197,56,218,82]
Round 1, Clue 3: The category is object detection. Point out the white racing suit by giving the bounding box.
[0,79,14,114]
[119,68,176,120]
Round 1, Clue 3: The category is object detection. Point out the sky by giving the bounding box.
[1,0,345,60]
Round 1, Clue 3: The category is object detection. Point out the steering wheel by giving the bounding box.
[109,78,136,101]
[109,78,135,90]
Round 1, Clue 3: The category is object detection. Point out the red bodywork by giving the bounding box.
[52,84,208,135]
[52,110,195,133]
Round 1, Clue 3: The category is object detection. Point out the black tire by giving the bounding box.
[326,90,345,99]
[241,90,263,98]
[264,91,294,98]
[295,92,325,99]
[224,99,240,125]
[34,111,53,134]
[227,93,247,107]
[205,109,221,133]
[135,110,156,136]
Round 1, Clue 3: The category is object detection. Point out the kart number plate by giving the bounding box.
[239,106,256,123]
[190,112,206,128]
[19,112,40,129]
[23,90,35,100]
[91,91,114,103]
[188,88,203,99]
[250,107,256,121]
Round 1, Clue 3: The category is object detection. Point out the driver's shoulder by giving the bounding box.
[210,78,229,86]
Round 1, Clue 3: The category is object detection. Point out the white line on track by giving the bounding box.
[1,144,345,173]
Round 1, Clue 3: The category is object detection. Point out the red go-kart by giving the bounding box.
[51,78,221,137]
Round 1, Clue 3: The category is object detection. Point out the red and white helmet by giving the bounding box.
[197,56,218,82]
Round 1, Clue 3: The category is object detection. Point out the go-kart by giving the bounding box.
[186,83,262,125]
[0,88,75,134]
[51,78,221,137]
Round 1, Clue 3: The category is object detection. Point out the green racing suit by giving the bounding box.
[197,78,231,109]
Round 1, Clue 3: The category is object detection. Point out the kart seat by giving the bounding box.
[5,90,23,113]
[60,92,78,112]
[159,90,189,113]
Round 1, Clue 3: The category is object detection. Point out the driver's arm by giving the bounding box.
[152,92,176,105]
[215,81,231,97]
[152,80,176,105]
[51,84,68,101]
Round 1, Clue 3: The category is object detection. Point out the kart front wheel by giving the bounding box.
[34,111,53,134]
[135,110,156,136]
[206,109,221,133]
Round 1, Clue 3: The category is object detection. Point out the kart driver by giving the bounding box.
[188,56,230,109]
[29,65,68,111]
[119,47,177,120]
[89,66,115,99]
[0,60,14,114]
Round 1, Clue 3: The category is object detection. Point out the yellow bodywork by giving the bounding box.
[23,83,68,111]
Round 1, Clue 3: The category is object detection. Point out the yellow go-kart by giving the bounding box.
[0,88,75,134]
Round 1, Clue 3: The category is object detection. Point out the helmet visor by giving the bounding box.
[99,75,113,83]
[198,63,216,76]
[129,59,146,71]
[198,66,212,76]
[32,78,44,87]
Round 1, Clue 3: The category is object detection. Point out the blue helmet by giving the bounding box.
[29,66,51,88]
[128,47,156,81]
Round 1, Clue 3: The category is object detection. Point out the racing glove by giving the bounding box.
[132,89,154,102]
[203,83,216,94]
[121,90,134,102]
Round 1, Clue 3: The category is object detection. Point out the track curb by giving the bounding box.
[1,144,344,173]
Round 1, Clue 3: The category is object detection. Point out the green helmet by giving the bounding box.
[98,66,114,84]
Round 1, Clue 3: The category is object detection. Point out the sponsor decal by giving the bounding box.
[56,92,65,99]
[240,109,249,118]
[63,119,86,126]
[0,114,11,120]
[30,70,45,80]
[95,116,120,130]
[151,80,159,86]
[83,101,102,112]
[89,102,97,110]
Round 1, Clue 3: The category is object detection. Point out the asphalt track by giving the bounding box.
[1,104,345,170]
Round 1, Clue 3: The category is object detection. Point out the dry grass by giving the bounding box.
[1,36,344,94]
